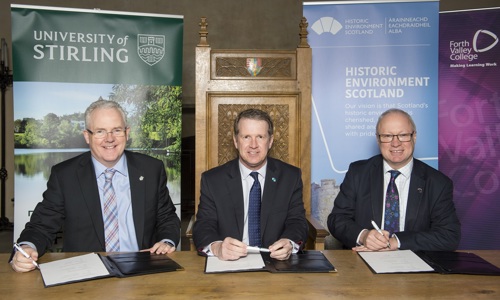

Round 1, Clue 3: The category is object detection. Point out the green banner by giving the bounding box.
[11,5,183,85]
[11,4,184,244]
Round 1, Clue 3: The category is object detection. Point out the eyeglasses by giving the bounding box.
[378,132,414,143]
[86,128,127,139]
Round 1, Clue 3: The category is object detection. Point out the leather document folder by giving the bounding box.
[40,252,183,287]
[263,250,337,273]
[204,250,336,274]
[416,251,500,276]
[101,252,184,277]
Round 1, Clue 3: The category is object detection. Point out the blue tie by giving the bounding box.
[384,170,401,235]
[248,172,261,247]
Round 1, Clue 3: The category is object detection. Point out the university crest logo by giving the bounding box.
[137,34,165,66]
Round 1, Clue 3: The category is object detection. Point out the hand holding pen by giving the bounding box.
[13,243,40,270]
[371,220,391,250]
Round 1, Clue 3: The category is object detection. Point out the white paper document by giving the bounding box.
[358,250,435,273]
[39,253,111,287]
[205,253,266,273]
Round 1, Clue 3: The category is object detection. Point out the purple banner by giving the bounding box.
[439,7,500,249]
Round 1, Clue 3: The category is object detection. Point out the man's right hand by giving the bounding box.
[356,229,393,251]
[10,245,39,273]
[211,237,248,261]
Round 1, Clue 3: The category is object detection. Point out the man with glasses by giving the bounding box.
[327,108,460,252]
[10,99,180,272]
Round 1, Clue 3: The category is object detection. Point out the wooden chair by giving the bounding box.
[186,17,329,250]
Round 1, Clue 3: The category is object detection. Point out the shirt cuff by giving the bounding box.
[160,239,176,248]
[392,234,401,248]
[356,229,368,246]
[290,240,300,253]
[202,241,222,257]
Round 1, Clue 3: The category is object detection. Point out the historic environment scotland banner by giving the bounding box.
[303,1,439,232]
[439,7,500,250]
[11,5,183,244]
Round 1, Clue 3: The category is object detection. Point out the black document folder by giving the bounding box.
[263,250,337,273]
[40,252,183,287]
[416,251,500,276]
[101,252,184,277]
[204,250,336,274]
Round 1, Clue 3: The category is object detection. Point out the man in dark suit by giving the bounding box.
[193,109,308,261]
[328,108,460,252]
[11,100,180,272]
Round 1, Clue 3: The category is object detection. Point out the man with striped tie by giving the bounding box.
[11,99,180,273]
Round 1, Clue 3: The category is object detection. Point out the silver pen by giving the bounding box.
[247,246,271,253]
[14,243,40,269]
[371,220,391,249]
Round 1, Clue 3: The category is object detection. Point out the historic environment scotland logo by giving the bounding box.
[137,34,165,66]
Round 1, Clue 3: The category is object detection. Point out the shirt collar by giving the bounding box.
[92,153,128,179]
[238,160,267,180]
[382,158,413,179]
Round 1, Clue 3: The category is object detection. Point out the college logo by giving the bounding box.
[137,34,165,66]
[473,30,498,53]
[246,58,262,76]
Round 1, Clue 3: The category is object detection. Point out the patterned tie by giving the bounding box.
[384,170,401,235]
[103,168,119,252]
[248,172,262,247]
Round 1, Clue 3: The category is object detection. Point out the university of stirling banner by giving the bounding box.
[303,1,439,232]
[11,5,183,245]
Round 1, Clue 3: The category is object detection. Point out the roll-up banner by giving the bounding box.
[439,7,500,249]
[11,5,183,246]
[304,1,439,230]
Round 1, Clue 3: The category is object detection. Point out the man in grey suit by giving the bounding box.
[11,100,180,272]
[193,109,308,261]
[328,108,460,252]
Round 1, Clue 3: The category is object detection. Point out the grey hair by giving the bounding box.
[376,108,416,134]
[84,99,127,128]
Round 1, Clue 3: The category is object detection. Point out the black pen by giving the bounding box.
[14,243,40,269]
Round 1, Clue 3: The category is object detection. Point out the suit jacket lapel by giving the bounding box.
[370,156,385,225]
[76,152,106,250]
[405,160,425,231]
[227,159,245,239]
[126,152,146,247]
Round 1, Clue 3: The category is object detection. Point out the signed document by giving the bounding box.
[40,253,111,287]
[358,250,434,273]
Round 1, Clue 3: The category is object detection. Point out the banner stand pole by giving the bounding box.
[0,38,13,231]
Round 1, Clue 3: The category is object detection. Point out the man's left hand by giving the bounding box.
[268,238,293,260]
[141,241,176,255]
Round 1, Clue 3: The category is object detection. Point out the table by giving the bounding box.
[1,250,499,299]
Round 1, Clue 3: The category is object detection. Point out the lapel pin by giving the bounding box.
[272,177,277,182]
[417,188,422,193]
[139,176,144,181]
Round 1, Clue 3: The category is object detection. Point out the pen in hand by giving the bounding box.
[13,243,40,269]
[371,220,391,249]
[247,246,271,253]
